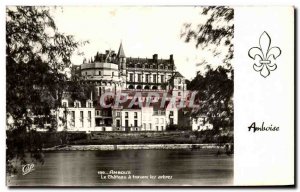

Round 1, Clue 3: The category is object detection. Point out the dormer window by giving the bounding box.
[74,100,81,108]
[62,100,68,108]
[86,100,93,108]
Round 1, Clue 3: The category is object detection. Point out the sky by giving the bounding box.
[51,6,221,80]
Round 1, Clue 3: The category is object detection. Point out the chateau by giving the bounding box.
[56,43,211,132]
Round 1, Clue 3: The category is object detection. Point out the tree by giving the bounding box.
[6,6,86,174]
[181,6,234,137]
[188,66,233,134]
[181,6,234,70]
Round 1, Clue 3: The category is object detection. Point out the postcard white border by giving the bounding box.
[0,1,298,191]
[234,6,294,185]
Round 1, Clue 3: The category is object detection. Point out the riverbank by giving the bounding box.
[37,131,233,148]
[43,143,232,151]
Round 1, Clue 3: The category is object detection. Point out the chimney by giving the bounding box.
[153,54,158,62]
[170,54,174,64]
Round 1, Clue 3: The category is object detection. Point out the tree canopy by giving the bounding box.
[181,6,234,70]
[182,6,234,134]
[6,6,86,173]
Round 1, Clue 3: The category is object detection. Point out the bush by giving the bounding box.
[166,124,192,131]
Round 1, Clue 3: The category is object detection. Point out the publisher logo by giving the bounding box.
[22,163,35,175]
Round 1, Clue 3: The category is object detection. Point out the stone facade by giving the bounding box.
[56,43,197,132]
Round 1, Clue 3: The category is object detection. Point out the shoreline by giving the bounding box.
[43,143,231,151]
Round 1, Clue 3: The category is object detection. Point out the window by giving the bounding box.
[116,112,120,117]
[134,112,137,118]
[149,123,152,130]
[80,111,84,127]
[98,71,101,76]
[161,126,164,130]
[161,75,164,83]
[129,74,133,82]
[153,74,157,83]
[87,101,92,108]
[138,74,141,82]
[170,118,174,125]
[156,126,159,131]
[178,92,181,96]
[112,72,114,77]
[125,112,128,118]
[178,78,181,84]
[75,101,80,108]
[134,120,137,127]
[143,123,146,130]
[125,120,129,127]
[71,111,75,126]
[62,101,67,107]
[96,110,100,116]
[160,118,164,124]
[116,119,120,127]
[155,118,158,124]
[178,86,181,90]
[88,111,91,127]
[146,74,149,83]
[170,111,174,116]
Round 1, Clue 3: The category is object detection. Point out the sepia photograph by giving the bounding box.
[5,6,234,186]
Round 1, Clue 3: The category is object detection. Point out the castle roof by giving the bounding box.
[117,42,125,58]
[174,72,184,78]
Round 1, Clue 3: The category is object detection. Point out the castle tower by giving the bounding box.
[117,42,127,86]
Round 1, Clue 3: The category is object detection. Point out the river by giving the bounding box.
[7,148,233,186]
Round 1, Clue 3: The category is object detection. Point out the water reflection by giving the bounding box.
[8,149,233,186]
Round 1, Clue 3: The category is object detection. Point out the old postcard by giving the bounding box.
[5,6,294,186]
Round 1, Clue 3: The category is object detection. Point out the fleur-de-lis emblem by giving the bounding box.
[248,31,281,78]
